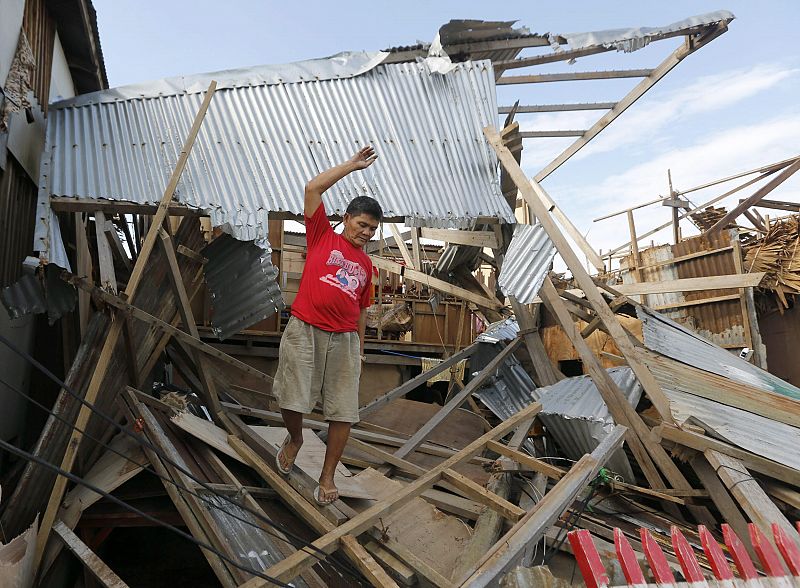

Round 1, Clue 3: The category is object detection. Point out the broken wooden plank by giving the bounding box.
[53,521,129,588]
[704,449,800,550]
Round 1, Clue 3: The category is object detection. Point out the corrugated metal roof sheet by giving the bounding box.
[664,388,800,471]
[1,273,46,319]
[36,54,513,261]
[637,305,800,401]
[497,223,555,304]
[476,317,519,343]
[535,367,641,481]
[203,234,284,341]
[473,344,538,454]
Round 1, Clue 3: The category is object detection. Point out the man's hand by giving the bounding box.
[347,146,378,170]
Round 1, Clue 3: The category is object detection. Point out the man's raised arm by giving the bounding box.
[304,146,378,217]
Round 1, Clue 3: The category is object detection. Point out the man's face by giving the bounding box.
[343,213,379,248]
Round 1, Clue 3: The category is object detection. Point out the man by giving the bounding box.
[273,146,380,505]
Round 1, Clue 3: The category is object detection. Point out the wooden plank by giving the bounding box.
[520,130,587,138]
[420,227,500,249]
[539,278,716,525]
[53,521,129,588]
[104,220,131,271]
[654,425,800,487]
[340,536,400,588]
[94,211,117,293]
[410,227,421,271]
[370,255,503,310]
[497,70,653,84]
[74,212,92,336]
[534,35,719,183]
[33,82,218,574]
[705,157,800,234]
[459,425,627,586]
[509,298,564,386]
[52,197,203,216]
[393,338,523,460]
[441,469,525,522]
[652,293,740,311]
[499,103,615,114]
[612,274,765,296]
[387,223,414,268]
[248,402,543,586]
[690,453,758,563]
[486,440,564,480]
[704,450,800,549]
[364,529,457,588]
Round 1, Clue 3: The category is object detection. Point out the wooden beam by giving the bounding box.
[369,255,503,310]
[509,297,564,386]
[53,521,129,588]
[704,449,800,549]
[535,36,718,184]
[752,198,800,213]
[387,223,414,267]
[410,227,421,270]
[420,227,500,249]
[458,425,627,586]
[441,469,526,522]
[499,102,615,114]
[393,338,523,460]
[635,246,734,271]
[611,274,765,296]
[33,82,218,576]
[497,69,654,84]
[51,197,203,216]
[250,402,543,586]
[486,127,673,421]
[94,211,117,293]
[705,157,800,235]
[486,440,564,480]
[652,293,740,311]
[654,425,800,487]
[520,130,586,138]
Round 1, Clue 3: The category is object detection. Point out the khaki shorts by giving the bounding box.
[272,316,361,422]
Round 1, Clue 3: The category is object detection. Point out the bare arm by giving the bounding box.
[304,146,378,217]
[358,308,367,359]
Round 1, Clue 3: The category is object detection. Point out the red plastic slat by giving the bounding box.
[614,528,646,585]
[749,524,788,577]
[640,528,675,584]
[568,530,610,588]
[698,525,734,580]
[671,526,705,582]
[772,523,800,577]
[722,524,759,580]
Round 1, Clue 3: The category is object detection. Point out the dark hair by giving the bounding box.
[346,196,382,221]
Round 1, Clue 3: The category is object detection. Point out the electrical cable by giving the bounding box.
[0,333,364,582]
[0,436,293,587]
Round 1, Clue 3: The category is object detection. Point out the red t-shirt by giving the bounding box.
[291,203,373,332]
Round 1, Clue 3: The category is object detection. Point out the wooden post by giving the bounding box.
[627,210,643,285]
[94,211,117,293]
[32,82,218,576]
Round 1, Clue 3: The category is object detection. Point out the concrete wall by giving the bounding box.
[0,0,24,84]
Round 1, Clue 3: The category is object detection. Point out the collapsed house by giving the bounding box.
[3,8,800,588]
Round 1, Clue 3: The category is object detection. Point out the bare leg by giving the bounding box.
[279,409,304,471]
[319,420,352,501]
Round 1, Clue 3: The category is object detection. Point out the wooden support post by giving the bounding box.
[75,212,92,335]
[32,82,218,576]
[94,211,117,293]
[627,210,642,285]
[509,297,564,386]
[387,223,414,267]
[410,227,421,270]
[248,402,543,586]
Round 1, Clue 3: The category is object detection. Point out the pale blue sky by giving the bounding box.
[93,1,800,260]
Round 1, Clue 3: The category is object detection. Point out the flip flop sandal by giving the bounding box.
[314,485,339,506]
[276,436,294,475]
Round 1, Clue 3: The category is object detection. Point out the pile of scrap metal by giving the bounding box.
[5,12,799,588]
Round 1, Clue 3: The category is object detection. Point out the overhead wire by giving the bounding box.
[0,332,365,583]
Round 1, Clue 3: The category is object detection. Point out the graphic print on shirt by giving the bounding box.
[319,249,367,301]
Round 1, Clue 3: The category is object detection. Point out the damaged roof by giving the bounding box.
[36,52,515,262]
